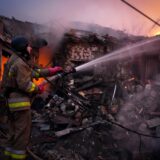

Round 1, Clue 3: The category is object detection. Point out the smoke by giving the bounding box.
[112,79,160,157]
[30,0,159,36]
[16,0,159,51]
[1,0,160,37]
[31,19,72,51]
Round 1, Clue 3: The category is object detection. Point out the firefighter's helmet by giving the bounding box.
[11,36,30,59]
[11,36,29,52]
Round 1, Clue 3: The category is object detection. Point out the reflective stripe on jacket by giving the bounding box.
[3,54,38,111]
[8,97,31,111]
[4,147,12,157]
[11,149,26,160]
[4,148,26,160]
[32,68,50,78]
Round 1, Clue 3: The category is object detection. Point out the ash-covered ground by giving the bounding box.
[29,73,160,160]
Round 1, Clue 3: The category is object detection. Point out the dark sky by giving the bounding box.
[0,0,159,36]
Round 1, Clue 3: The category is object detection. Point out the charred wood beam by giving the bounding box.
[75,76,94,86]
[149,112,160,116]
[76,79,103,92]
[146,118,160,128]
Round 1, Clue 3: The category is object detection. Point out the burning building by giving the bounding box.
[1,15,160,160]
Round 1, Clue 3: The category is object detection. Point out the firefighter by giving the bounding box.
[1,36,63,160]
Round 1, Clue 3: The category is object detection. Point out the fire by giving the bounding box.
[0,56,8,80]
[38,47,53,67]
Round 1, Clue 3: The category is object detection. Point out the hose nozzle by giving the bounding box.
[64,67,76,75]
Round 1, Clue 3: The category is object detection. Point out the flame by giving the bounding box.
[0,56,8,80]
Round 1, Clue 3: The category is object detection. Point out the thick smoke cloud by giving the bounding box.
[0,0,160,36]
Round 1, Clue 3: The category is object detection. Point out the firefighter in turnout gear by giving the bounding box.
[1,36,63,160]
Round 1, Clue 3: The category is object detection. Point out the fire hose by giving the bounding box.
[54,119,160,139]
[6,44,77,88]
[39,71,74,86]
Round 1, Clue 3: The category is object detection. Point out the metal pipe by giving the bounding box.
[110,84,117,107]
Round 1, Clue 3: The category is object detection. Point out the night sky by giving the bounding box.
[0,0,159,36]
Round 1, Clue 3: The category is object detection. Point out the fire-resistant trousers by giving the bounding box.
[4,109,31,160]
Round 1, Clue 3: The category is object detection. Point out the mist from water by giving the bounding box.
[112,81,160,157]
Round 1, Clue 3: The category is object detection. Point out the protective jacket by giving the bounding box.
[2,54,52,111]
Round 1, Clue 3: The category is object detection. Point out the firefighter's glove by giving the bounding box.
[48,66,63,76]
[38,84,45,94]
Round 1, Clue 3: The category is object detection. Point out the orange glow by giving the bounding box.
[0,56,8,80]
[38,47,53,67]
[148,27,160,37]
[33,77,45,85]
[154,31,160,36]
[33,47,53,85]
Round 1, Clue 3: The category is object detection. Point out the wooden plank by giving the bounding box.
[147,118,160,128]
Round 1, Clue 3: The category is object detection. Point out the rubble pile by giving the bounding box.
[29,77,160,160]
[112,82,160,159]
[31,124,131,160]
[29,73,131,159]
[28,65,134,159]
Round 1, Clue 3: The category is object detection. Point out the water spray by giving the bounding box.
[76,36,160,72]
[41,36,160,86]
